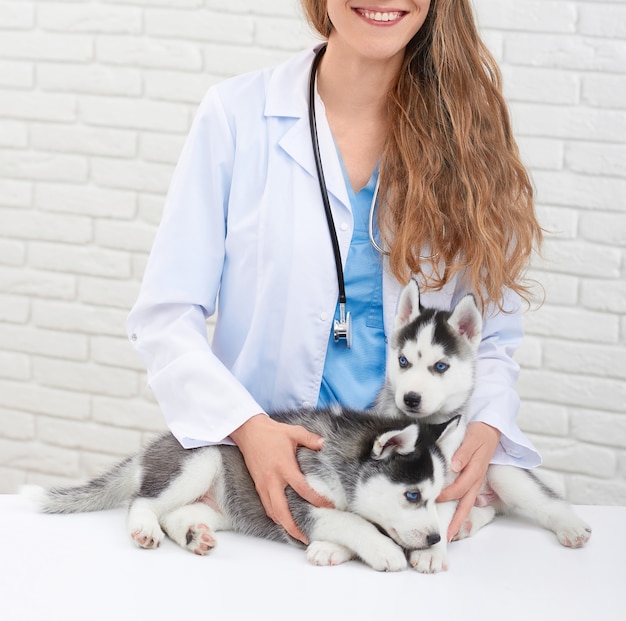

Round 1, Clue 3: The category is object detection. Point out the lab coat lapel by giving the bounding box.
[382,265,403,341]
[265,47,350,210]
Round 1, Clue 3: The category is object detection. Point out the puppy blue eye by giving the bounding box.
[398,355,409,368]
[434,361,449,374]
[405,491,421,503]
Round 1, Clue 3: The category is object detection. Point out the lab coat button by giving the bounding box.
[320,312,328,321]
[340,223,348,231]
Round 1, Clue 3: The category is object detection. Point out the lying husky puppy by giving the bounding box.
[376,279,592,571]
[24,406,466,572]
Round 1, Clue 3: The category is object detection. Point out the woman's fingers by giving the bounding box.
[230,414,331,544]
[436,422,501,540]
[264,476,309,543]
[446,479,484,541]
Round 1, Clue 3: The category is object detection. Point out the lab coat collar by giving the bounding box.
[265,46,350,210]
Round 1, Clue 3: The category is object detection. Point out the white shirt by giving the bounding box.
[126,47,541,468]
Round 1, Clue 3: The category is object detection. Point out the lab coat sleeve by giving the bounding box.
[126,88,266,448]
[467,289,542,468]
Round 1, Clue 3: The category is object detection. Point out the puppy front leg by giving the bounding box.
[308,508,407,572]
[306,541,355,567]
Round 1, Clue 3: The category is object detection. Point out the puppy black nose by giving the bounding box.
[404,392,421,409]
[426,533,441,547]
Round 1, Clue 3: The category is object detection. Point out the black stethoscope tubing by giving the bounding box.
[308,45,346,308]
[308,44,352,347]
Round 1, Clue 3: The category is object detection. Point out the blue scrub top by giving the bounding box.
[317,160,386,410]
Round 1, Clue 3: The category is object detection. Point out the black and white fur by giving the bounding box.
[375,279,592,571]
[23,406,469,572]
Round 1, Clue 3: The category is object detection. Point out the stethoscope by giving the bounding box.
[308,44,387,349]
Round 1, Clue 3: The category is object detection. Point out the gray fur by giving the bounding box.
[138,433,188,498]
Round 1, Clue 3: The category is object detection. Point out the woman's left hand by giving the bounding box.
[437,421,501,542]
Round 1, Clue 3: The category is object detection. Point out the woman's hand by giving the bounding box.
[437,421,501,542]
[230,414,333,544]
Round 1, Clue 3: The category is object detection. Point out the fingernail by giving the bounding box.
[451,459,462,472]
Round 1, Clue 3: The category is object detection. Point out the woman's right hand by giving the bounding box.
[230,414,333,544]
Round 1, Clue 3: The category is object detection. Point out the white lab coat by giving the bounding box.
[127,47,540,467]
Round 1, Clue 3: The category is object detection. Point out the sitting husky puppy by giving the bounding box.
[375,279,592,572]
[24,405,466,572]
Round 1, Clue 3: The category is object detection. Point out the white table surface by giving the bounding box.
[1,495,624,621]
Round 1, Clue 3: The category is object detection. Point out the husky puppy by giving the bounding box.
[24,406,467,572]
[376,279,592,572]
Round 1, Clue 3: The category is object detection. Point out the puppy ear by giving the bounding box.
[394,279,422,330]
[431,416,466,462]
[371,424,419,460]
[448,294,482,348]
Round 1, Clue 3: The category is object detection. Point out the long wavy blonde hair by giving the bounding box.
[301,0,542,310]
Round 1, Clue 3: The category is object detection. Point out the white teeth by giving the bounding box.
[361,10,402,22]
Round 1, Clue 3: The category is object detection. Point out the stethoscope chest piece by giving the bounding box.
[333,303,352,349]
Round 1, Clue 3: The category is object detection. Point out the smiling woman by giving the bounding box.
[126,0,544,551]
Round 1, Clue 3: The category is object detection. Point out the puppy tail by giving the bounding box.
[21,455,140,514]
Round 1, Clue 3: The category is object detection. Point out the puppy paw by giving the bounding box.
[556,519,592,548]
[359,539,407,572]
[184,523,217,555]
[131,525,164,550]
[307,541,354,566]
[409,548,448,574]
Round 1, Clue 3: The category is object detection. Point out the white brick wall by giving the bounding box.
[0,0,624,504]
